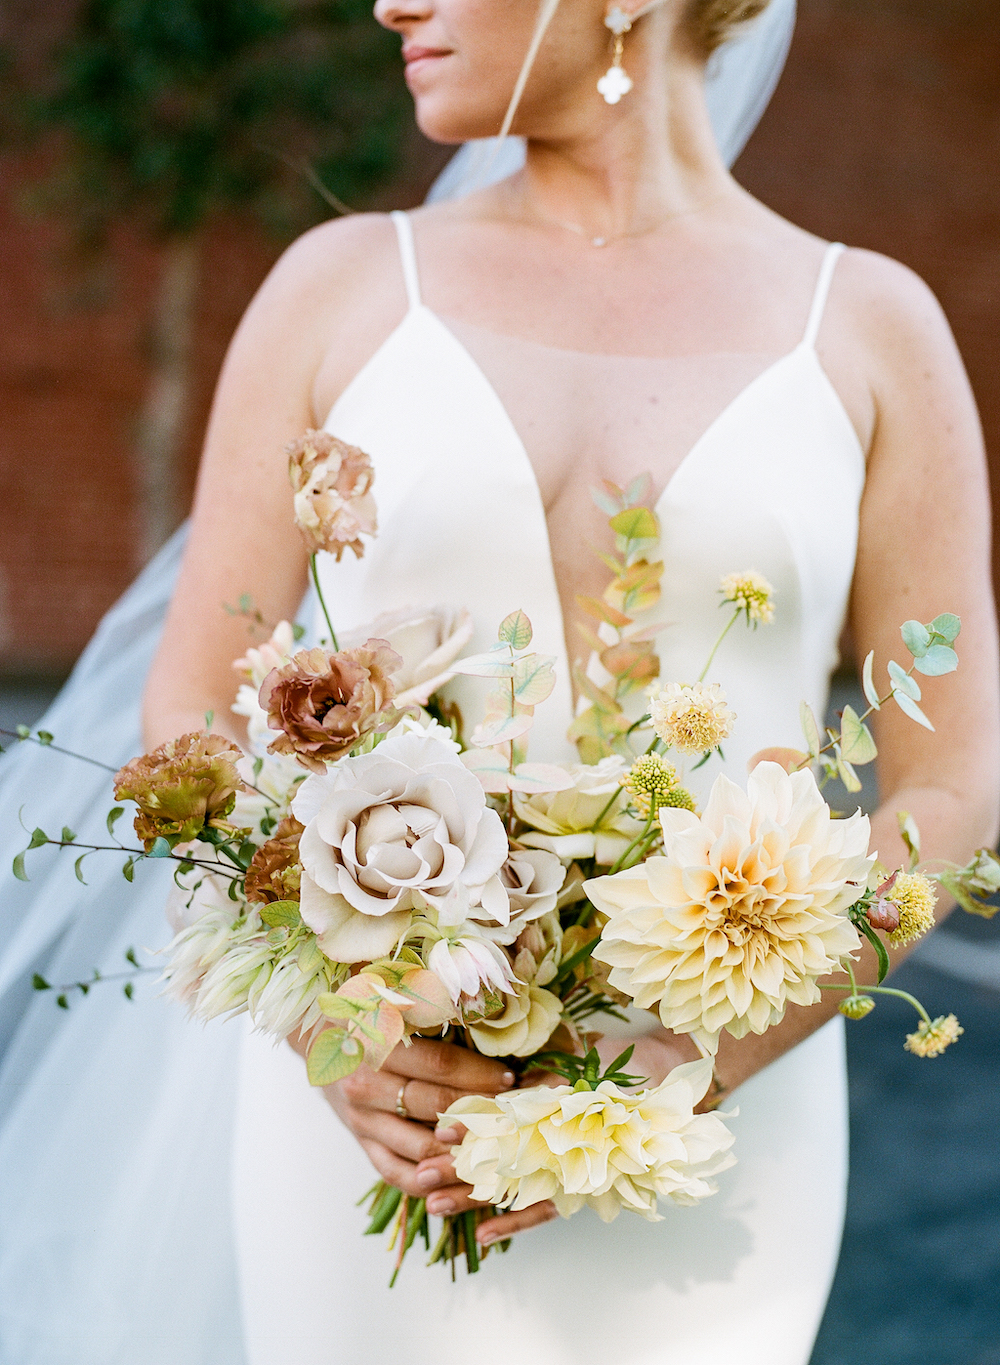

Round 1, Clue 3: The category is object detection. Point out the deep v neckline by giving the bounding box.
[322,301,860,701]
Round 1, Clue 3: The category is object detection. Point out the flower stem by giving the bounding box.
[820,981,932,1024]
[310,554,339,651]
[698,609,740,682]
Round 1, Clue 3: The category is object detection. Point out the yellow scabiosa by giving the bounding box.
[648,681,736,755]
[719,570,775,624]
[620,754,695,817]
[885,872,937,947]
[905,1013,963,1057]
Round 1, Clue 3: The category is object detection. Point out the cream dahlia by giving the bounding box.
[587,762,873,1052]
[443,1059,735,1222]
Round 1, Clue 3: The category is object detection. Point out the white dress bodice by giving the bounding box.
[315,213,863,787]
[234,213,865,1365]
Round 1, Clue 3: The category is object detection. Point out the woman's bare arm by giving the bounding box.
[142,214,404,749]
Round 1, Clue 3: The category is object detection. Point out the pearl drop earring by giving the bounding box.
[597,6,633,105]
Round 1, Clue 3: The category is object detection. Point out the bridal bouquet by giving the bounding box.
[14,430,997,1281]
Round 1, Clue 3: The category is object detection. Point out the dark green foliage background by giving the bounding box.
[30,0,410,239]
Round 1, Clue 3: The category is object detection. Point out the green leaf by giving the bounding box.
[61,826,77,844]
[900,620,930,658]
[204,710,215,730]
[149,837,172,858]
[317,993,363,1021]
[56,995,69,1010]
[896,811,921,870]
[122,857,135,883]
[258,900,302,928]
[912,644,958,677]
[497,609,532,650]
[16,725,30,739]
[835,754,862,793]
[893,689,935,731]
[857,917,890,984]
[32,973,50,991]
[12,852,28,882]
[306,1029,363,1086]
[860,650,881,711]
[123,982,135,1001]
[125,947,139,968]
[512,654,556,707]
[610,507,659,541]
[37,731,53,745]
[799,701,821,759]
[887,660,920,700]
[74,854,88,885]
[107,806,125,837]
[929,612,961,644]
[28,828,49,849]
[839,705,878,765]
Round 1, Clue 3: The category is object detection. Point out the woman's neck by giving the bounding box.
[511,44,732,243]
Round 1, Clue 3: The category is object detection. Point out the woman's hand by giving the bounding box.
[289,1033,517,1216]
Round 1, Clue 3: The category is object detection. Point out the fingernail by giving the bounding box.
[501,1071,516,1088]
[479,1233,498,1247]
[434,1127,460,1144]
[416,1168,441,1189]
[429,1196,455,1215]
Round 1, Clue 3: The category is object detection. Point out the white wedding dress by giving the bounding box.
[232,212,865,1365]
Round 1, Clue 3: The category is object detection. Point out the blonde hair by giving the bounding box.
[687,0,772,55]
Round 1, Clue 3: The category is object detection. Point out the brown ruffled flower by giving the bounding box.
[114,732,248,850]
[259,641,401,773]
[288,430,377,560]
[244,816,304,904]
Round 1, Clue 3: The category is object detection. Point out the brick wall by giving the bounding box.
[0,0,998,672]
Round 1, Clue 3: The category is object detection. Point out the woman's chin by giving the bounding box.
[411,95,511,147]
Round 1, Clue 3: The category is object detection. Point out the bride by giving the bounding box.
[1,0,997,1361]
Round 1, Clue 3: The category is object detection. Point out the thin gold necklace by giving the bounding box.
[522,190,725,248]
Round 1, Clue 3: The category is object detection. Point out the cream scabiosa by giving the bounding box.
[587,762,873,1053]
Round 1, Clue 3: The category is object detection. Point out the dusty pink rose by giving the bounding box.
[287,430,377,560]
[259,641,401,773]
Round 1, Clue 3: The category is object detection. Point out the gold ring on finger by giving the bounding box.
[395,1081,409,1119]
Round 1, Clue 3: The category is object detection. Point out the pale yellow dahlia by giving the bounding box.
[719,570,775,624]
[905,1013,963,1057]
[648,681,736,755]
[587,762,873,1053]
[442,1060,735,1223]
[885,872,937,947]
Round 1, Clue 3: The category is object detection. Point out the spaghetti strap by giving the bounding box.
[802,242,845,349]
[390,210,422,311]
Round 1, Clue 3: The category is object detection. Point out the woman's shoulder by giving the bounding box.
[831,246,957,368]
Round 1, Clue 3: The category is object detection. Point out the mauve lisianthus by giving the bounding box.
[291,733,510,963]
[114,732,248,850]
[244,816,304,905]
[259,641,400,773]
[443,1059,735,1222]
[588,762,873,1053]
[514,757,645,866]
[288,430,376,560]
[341,605,474,708]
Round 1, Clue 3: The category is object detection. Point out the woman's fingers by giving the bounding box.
[385,1038,515,1096]
[344,1065,481,1127]
[475,1201,558,1245]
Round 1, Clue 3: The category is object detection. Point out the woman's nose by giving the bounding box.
[374,0,435,32]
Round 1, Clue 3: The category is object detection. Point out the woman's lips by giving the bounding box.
[402,45,450,83]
